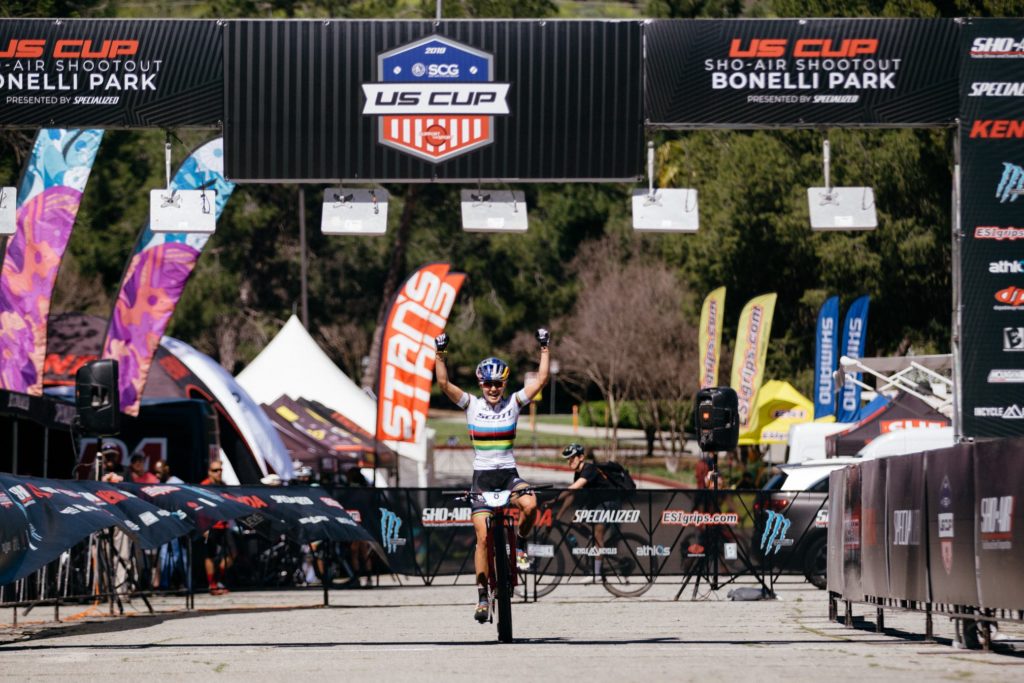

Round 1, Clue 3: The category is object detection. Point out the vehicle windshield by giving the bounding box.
[761,472,787,491]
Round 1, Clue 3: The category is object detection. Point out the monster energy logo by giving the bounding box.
[997,162,1024,203]
[379,508,407,553]
[760,510,792,555]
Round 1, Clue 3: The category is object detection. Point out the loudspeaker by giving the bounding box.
[695,387,739,452]
[75,359,120,436]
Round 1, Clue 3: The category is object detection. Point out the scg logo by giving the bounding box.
[411,63,460,78]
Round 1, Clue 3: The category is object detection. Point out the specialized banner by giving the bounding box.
[377,264,464,443]
[814,295,840,419]
[959,18,1024,438]
[698,287,726,389]
[0,129,102,395]
[645,19,958,128]
[0,19,222,127]
[730,293,777,432]
[925,445,978,606]
[973,438,1024,610]
[224,20,644,181]
[885,453,927,602]
[102,138,235,416]
[836,295,870,423]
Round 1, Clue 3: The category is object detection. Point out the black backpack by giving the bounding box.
[595,462,637,490]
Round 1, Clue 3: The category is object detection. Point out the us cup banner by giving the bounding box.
[697,287,726,389]
[0,129,103,396]
[813,295,840,419]
[836,295,869,423]
[0,19,222,127]
[645,18,958,127]
[959,18,1024,438]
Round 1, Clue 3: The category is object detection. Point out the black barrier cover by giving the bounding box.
[224,486,371,543]
[925,445,978,606]
[959,19,1024,438]
[645,19,958,128]
[859,459,887,599]
[0,19,222,127]
[224,20,644,182]
[75,480,192,550]
[0,487,30,585]
[973,438,1024,610]
[827,469,845,595]
[842,464,863,598]
[119,482,267,532]
[885,453,928,602]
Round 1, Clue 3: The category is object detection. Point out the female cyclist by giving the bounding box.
[433,328,550,623]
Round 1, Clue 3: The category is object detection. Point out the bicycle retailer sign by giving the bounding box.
[361,35,510,162]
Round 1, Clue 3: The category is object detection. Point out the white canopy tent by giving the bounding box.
[236,315,434,486]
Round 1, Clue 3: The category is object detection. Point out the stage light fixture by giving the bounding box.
[632,142,699,232]
[150,138,217,233]
[460,189,528,232]
[808,138,877,231]
[0,186,16,235]
[321,187,390,235]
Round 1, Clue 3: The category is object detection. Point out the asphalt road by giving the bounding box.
[1,578,1022,682]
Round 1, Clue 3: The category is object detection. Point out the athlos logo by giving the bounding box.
[361,35,510,163]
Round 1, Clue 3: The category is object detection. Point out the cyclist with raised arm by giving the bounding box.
[434,328,550,623]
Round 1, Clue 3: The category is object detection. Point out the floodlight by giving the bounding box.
[808,139,877,231]
[149,138,216,233]
[460,189,528,232]
[0,186,16,235]
[321,187,390,236]
[632,142,699,232]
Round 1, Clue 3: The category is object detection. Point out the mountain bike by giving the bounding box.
[444,484,548,643]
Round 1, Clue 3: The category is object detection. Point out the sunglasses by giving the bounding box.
[209,468,223,473]
[480,381,505,389]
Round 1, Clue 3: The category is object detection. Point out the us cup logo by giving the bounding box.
[361,36,510,162]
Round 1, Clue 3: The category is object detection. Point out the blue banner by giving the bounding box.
[814,296,840,420]
[837,295,870,423]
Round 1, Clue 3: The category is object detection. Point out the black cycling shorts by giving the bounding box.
[471,467,527,513]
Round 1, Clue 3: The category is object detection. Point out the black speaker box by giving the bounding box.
[75,359,120,436]
[694,387,738,452]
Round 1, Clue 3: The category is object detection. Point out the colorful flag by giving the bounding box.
[698,287,726,389]
[376,263,464,442]
[102,138,235,416]
[836,295,870,422]
[813,295,840,420]
[0,129,103,395]
[730,293,777,432]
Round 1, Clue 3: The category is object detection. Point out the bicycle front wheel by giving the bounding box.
[601,531,654,598]
[515,529,564,600]
[492,524,514,643]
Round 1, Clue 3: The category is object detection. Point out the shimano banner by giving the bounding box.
[959,18,1024,439]
[836,295,870,423]
[814,295,840,419]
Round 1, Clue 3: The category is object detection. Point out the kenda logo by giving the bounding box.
[990,259,1024,274]
[996,162,1024,203]
[969,120,1024,138]
[572,509,641,524]
[975,226,1024,240]
[988,369,1024,383]
[973,404,1024,419]
[661,510,740,526]
[969,82,1024,96]
[635,544,671,557]
[420,506,473,527]
[572,546,618,557]
[994,286,1024,308]
[970,37,1024,58]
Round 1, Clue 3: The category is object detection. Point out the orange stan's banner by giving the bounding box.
[697,287,726,389]
[730,293,777,432]
[377,263,464,443]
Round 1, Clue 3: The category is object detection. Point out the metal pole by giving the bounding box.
[42,427,49,479]
[951,132,963,440]
[12,420,18,475]
[299,186,309,328]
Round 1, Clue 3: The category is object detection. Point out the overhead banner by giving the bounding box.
[101,138,235,416]
[813,296,840,419]
[0,19,222,127]
[959,18,1024,438]
[730,292,777,432]
[645,18,958,128]
[836,295,870,423]
[0,129,103,395]
[377,264,464,443]
[697,287,725,389]
[224,20,644,181]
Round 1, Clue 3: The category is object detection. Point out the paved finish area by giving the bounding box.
[1,578,1022,682]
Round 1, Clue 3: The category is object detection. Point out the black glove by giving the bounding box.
[536,328,550,349]
[435,332,449,352]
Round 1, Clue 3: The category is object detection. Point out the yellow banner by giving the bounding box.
[730,293,777,432]
[698,287,726,389]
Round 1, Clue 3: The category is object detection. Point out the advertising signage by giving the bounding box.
[958,18,1024,439]
[645,18,959,128]
[223,20,644,182]
[0,19,223,127]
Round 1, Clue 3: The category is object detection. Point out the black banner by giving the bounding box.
[223,20,644,182]
[842,463,863,599]
[859,458,887,599]
[645,19,958,128]
[959,19,1024,438]
[973,438,1024,610]
[75,480,192,550]
[119,482,266,533]
[827,469,846,594]
[0,487,30,585]
[0,19,222,127]
[224,486,371,544]
[925,445,978,606]
[885,453,927,602]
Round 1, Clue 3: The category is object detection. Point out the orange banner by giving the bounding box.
[376,263,464,442]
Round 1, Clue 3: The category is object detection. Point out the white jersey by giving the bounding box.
[458,389,531,470]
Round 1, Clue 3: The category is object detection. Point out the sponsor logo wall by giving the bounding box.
[960,18,1024,438]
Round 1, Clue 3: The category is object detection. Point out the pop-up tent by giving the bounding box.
[825,391,950,457]
[738,380,814,445]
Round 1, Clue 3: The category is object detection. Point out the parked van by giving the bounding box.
[786,422,854,464]
[854,426,955,459]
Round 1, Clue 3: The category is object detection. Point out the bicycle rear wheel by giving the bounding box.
[601,531,654,598]
[492,522,514,643]
[514,529,564,600]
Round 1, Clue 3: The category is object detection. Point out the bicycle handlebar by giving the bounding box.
[441,484,553,503]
